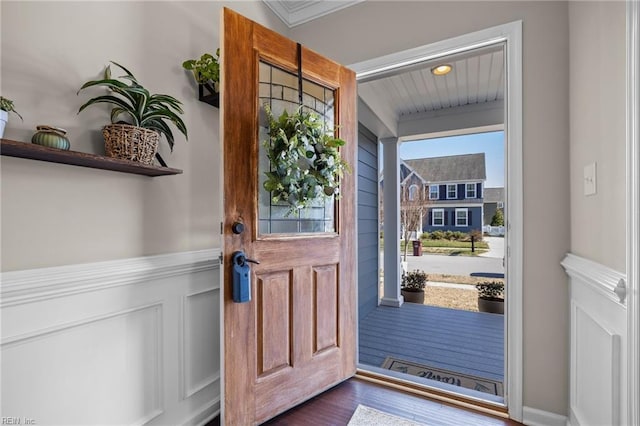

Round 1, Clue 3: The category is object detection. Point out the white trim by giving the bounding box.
[432,208,444,226]
[0,249,221,308]
[455,208,469,227]
[408,184,419,201]
[351,20,523,419]
[522,406,568,426]
[429,203,484,208]
[446,183,457,199]
[429,184,439,200]
[262,0,364,28]
[627,1,640,424]
[561,253,627,307]
[504,21,524,421]
[465,182,477,199]
[182,398,220,426]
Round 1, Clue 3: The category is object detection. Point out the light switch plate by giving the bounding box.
[584,162,597,196]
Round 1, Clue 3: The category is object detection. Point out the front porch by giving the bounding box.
[358,302,504,392]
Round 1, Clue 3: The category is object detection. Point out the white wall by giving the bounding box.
[0,1,288,271]
[568,1,626,273]
[1,250,220,425]
[292,1,571,416]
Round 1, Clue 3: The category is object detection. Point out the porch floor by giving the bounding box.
[359,302,504,383]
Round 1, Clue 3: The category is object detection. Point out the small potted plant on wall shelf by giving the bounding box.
[401,269,428,304]
[0,96,23,139]
[475,280,504,314]
[182,50,220,108]
[77,61,188,166]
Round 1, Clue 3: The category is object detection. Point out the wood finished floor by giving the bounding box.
[209,377,521,425]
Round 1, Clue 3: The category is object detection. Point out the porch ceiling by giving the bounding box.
[358,45,505,139]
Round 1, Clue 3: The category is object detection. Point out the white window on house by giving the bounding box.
[466,183,476,199]
[408,184,419,201]
[429,185,439,200]
[497,201,504,209]
[455,208,468,227]
[447,184,457,199]
[432,209,444,226]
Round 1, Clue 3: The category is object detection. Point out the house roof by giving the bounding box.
[484,187,504,203]
[404,153,486,183]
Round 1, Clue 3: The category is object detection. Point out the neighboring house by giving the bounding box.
[483,187,505,225]
[400,153,486,234]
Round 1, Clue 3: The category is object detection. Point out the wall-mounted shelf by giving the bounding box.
[198,84,219,108]
[0,139,183,177]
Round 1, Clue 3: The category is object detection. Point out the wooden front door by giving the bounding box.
[221,9,357,425]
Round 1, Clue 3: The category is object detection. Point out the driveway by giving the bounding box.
[479,236,505,259]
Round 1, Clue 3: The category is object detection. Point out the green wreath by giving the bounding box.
[262,104,350,214]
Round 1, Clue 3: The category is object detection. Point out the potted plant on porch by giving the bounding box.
[77,61,188,165]
[401,269,428,304]
[475,280,504,314]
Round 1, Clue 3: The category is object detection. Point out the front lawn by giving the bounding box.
[394,238,489,256]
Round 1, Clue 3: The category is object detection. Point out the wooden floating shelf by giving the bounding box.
[0,139,183,177]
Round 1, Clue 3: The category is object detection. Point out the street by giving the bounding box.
[401,237,505,277]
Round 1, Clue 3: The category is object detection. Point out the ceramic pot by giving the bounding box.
[0,110,7,138]
[32,125,70,150]
[478,297,504,314]
[401,289,425,304]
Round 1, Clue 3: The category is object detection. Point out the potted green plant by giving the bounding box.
[401,269,428,304]
[77,61,187,165]
[262,104,350,215]
[182,50,220,107]
[0,96,23,138]
[475,281,504,314]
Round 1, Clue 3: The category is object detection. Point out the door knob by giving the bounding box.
[232,222,245,234]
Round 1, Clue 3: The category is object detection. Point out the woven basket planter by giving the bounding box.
[102,124,159,165]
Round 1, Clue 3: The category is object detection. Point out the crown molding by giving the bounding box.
[263,0,364,28]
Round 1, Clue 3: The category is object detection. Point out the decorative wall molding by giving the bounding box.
[626,1,640,425]
[561,253,627,307]
[180,287,221,400]
[0,249,220,307]
[262,0,364,28]
[522,406,568,426]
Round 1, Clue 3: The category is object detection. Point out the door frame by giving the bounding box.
[626,1,639,424]
[349,21,524,421]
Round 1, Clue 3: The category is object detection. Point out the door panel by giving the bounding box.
[222,8,357,425]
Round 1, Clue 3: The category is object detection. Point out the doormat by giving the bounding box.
[348,404,427,426]
[381,356,503,396]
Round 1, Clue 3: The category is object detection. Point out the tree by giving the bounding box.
[400,184,430,261]
[490,208,504,226]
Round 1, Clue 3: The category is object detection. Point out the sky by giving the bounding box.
[396,131,505,188]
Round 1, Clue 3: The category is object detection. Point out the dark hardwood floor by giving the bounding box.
[210,377,523,425]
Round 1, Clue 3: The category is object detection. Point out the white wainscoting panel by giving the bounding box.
[1,249,221,426]
[562,253,627,426]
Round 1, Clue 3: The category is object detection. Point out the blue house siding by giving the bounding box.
[423,206,482,233]
[431,183,482,201]
[357,125,379,322]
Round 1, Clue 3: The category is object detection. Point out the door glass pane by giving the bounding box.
[258,61,336,235]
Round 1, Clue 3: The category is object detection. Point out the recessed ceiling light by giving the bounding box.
[431,64,453,76]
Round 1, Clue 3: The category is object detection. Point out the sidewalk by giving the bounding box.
[427,281,477,290]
